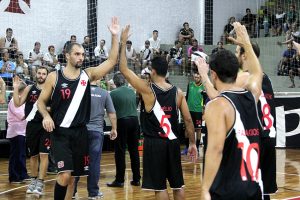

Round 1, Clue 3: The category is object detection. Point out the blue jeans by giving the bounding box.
[264,21,269,35]
[74,131,104,197]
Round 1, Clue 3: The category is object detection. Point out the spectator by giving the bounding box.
[288,53,300,88]
[272,6,286,36]
[6,80,30,183]
[140,40,153,68]
[125,40,139,73]
[63,35,77,50]
[0,77,5,104]
[0,28,18,59]
[166,40,185,75]
[57,47,67,67]
[0,51,16,85]
[107,72,141,188]
[284,5,299,36]
[82,36,95,68]
[15,54,29,77]
[28,42,43,80]
[223,17,236,44]
[241,8,256,37]
[262,8,273,37]
[278,42,297,75]
[148,30,161,55]
[94,39,109,63]
[187,39,203,58]
[211,41,225,54]
[179,22,195,44]
[43,45,59,71]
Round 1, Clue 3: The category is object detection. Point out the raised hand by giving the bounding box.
[120,25,131,44]
[227,22,251,48]
[108,17,120,36]
[12,75,21,89]
[194,57,209,76]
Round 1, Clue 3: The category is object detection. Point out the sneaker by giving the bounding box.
[10,180,24,184]
[33,179,44,195]
[88,192,104,199]
[72,192,78,199]
[26,178,37,194]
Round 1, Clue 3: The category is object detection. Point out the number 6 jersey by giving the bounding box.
[50,69,91,128]
[210,90,263,200]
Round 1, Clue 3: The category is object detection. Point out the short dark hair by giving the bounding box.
[240,41,260,58]
[6,28,12,32]
[71,35,76,39]
[100,39,105,44]
[145,40,150,44]
[174,40,180,45]
[48,45,55,51]
[65,42,82,54]
[113,72,126,87]
[37,66,49,75]
[183,22,189,26]
[217,41,223,45]
[153,30,158,33]
[34,42,40,46]
[246,8,251,12]
[126,40,132,45]
[209,49,239,83]
[192,39,198,43]
[151,56,168,77]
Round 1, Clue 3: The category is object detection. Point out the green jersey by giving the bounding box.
[186,81,205,112]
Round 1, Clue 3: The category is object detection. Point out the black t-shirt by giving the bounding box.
[180,28,194,36]
[224,23,234,34]
[242,14,256,24]
[169,47,183,59]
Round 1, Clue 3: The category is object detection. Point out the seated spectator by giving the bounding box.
[284,5,299,40]
[0,28,18,60]
[278,42,297,75]
[43,45,59,71]
[58,47,67,67]
[0,51,16,85]
[140,40,153,68]
[28,42,43,80]
[212,41,225,54]
[6,80,30,183]
[241,8,256,37]
[63,35,77,50]
[223,16,236,44]
[262,8,273,37]
[125,40,139,73]
[272,6,286,36]
[187,39,203,58]
[82,36,95,68]
[94,39,109,63]
[15,54,29,78]
[148,30,161,55]
[289,54,300,88]
[179,22,195,45]
[166,40,185,75]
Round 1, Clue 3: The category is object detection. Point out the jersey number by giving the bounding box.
[159,115,171,138]
[29,95,38,102]
[237,142,260,181]
[262,103,272,130]
[60,89,71,100]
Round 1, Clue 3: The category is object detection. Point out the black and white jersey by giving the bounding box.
[25,84,43,122]
[51,69,91,128]
[257,74,276,138]
[210,90,263,198]
[141,83,179,139]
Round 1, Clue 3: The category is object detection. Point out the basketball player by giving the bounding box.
[37,17,120,200]
[196,22,264,200]
[12,66,50,196]
[119,25,197,200]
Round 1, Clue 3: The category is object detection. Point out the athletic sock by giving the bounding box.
[264,194,270,200]
[54,181,67,200]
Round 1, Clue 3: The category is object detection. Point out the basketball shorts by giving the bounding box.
[190,111,202,130]
[260,137,278,194]
[51,126,89,176]
[142,136,184,190]
[26,121,51,157]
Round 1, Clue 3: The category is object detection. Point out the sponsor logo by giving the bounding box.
[1,0,31,14]
[61,83,68,88]
[84,166,89,171]
[57,161,64,169]
[81,80,87,86]
[32,90,36,94]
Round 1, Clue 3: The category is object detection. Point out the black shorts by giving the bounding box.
[190,111,202,129]
[142,137,184,190]
[26,121,51,157]
[51,126,89,176]
[260,137,277,194]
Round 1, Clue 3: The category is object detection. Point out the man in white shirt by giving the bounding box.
[28,42,43,80]
[43,45,59,71]
[0,28,18,59]
[148,30,160,55]
[94,39,109,63]
[125,40,139,73]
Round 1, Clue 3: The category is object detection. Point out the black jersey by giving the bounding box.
[51,69,91,128]
[210,90,263,199]
[257,74,276,138]
[141,83,179,139]
[25,84,43,122]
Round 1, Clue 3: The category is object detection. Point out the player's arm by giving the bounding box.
[194,57,219,99]
[86,17,120,81]
[37,72,56,132]
[229,22,262,102]
[0,77,6,104]
[106,92,117,140]
[178,88,197,161]
[201,98,229,199]
[12,76,31,107]
[119,25,152,95]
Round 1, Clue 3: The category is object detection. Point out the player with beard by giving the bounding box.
[37,17,121,200]
[13,66,50,197]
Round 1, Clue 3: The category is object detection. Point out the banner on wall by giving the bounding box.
[275,96,300,148]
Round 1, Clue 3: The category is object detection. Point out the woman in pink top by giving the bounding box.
[6,81,30,183]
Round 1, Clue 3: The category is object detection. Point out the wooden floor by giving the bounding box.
[0,148,299,200]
